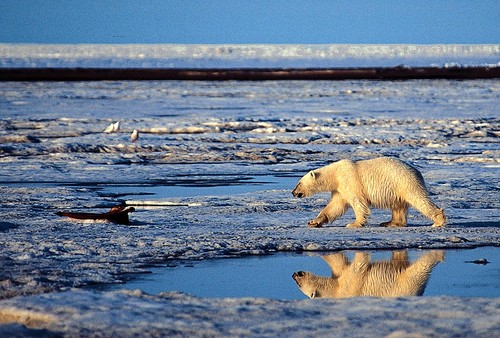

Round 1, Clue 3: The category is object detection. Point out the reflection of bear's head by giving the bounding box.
[292,271,325,299]
[292,170,322,198]
[292,251,444,299]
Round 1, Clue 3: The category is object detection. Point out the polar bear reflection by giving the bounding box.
[292,251,444,299]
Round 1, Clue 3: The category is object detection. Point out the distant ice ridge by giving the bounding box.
[1,44,499,68]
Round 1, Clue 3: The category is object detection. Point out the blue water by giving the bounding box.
[106,247,499,300]
[98,175,298,199]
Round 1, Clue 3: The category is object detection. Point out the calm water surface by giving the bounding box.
[106,247,499,300]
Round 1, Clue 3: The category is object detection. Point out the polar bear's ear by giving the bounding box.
[310,171,320,180]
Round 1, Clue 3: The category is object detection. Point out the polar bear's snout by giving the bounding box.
[292,271,306,285]
[292,184,304,198]
[293,271,306,278]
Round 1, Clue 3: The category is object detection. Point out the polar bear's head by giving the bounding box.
[292,270,335,299]
[292,170,321,198]
[292,271,318,298]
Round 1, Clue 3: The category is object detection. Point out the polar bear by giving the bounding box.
[292,157,446,228]
[292,250,444,298]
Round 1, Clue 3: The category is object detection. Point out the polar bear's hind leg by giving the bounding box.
[406,193,446,227]
[380,204,408,227]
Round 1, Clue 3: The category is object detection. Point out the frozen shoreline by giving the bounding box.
[0,78,498,336]
[1,290,499,337]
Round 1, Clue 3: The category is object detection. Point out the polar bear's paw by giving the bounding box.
[431,210,446,227]
[346,221,364,228]
[307,219,324,228]
[379,221,406,227]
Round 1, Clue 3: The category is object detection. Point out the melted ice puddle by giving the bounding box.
[104,247,499,300]
[97,174,299,199]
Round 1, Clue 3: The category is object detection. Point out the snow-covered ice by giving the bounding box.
[1,290,499,337]
[0,61,499,336]
[1,43,499,68]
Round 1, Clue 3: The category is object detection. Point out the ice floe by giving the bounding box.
[0,78,498,336]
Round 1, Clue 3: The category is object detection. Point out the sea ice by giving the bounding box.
[0,77,498,336]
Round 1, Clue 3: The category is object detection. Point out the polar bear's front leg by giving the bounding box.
[308,194,348,227]
[346,197,370,228]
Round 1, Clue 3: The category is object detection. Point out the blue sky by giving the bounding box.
[1,0,499,44]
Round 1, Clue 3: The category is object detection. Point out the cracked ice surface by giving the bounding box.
[0,79,499,336]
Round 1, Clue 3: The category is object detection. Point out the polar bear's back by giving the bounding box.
[355,157,428,209]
